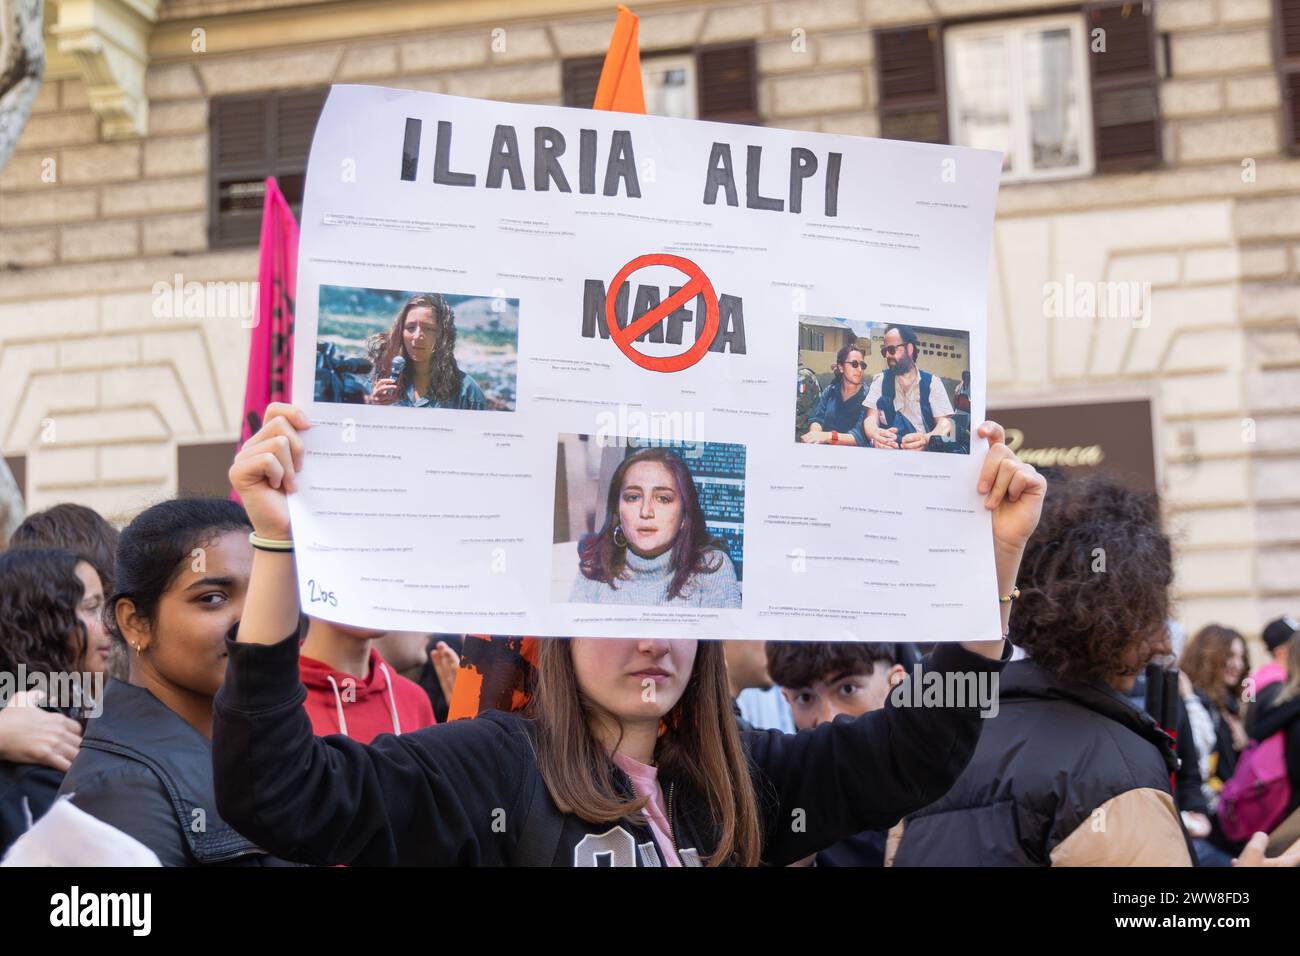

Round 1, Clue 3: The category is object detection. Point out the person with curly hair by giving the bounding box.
[0,549,106,853]
[367,293,486,410]
[891,472,1198,866]
[9,502,122,681]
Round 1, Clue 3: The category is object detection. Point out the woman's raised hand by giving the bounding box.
[229,403,310,540]
[975,420,1045,556]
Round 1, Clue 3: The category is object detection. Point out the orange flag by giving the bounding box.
[446,6,646,723]
[592,4,647,114]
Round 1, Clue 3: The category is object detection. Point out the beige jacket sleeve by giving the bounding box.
[884,821,905,866]
[1050,788,1193,867]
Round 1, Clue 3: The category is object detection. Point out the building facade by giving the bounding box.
[1,0,1298,640]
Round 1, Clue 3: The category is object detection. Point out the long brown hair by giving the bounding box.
[529,638,762,866]
[578,447,726,602]
[0,548,87,682]
[376,293,462,405]
[1180,624,1246,711]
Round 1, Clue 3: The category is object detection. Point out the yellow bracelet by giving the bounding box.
[249,531,294,552]
[998,586,1021,604]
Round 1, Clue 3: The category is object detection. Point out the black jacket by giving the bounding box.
[1246,681,1300,819]
[1125,672,1209,816]
[0,761,63,855]
[212,632,1008,866]
[58,679,291,866]
[893,659,1194,866]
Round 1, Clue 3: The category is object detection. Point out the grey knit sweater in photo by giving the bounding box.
[568,547,742,609]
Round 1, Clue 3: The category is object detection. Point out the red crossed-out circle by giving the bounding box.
[605,253,720,373]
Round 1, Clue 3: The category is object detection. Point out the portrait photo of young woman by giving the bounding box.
[369,293,487,410]
[561,444,742,610]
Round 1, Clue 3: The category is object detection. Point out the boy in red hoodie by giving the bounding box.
[299,617,435,742]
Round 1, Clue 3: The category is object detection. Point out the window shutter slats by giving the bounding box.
[210,88,328,249]
[276,89,329,169]
[697,43,759,123]
[1085,1,1162,171]
[562,55,605,108]
[874,24,947,144]
[1277,0,1300,153]
[213,98,269,171]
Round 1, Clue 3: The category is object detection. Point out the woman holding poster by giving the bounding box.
[212,404,1045,867]
[569,447,741,609]
[368,293,486,410]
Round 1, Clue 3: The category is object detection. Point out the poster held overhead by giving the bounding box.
[289,84,1003,643]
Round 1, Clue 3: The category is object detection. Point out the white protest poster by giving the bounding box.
[288,84,1004,643]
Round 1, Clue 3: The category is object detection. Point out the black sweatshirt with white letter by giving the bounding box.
[212,631,1007,866]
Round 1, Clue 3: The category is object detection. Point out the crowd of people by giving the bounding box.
[1,404,1298,867]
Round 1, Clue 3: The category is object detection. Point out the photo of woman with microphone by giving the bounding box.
[567,446,742,609]
[369,293,488,410]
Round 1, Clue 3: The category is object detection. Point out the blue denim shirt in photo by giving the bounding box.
[809,382,867,443]
[395,372,487,410]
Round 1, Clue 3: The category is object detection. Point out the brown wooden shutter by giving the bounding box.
[874,24,947,144]
[1085,1,1162,172]
[1277,0,1300,153]
[210,96,269,247]
[272,88,329,218]
[696,42,759,123]
[562,55,605,108]
[564,43,758,122]
[209,88,327,248]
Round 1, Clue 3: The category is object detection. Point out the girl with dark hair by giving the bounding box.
[800,342,868,446]
[0,549,102,852]
[59,497,292,866]
[571,447,740,609]
[209,405,1039,866]
[368,293,486,410]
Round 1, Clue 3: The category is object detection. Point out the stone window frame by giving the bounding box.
[875,1,1163,176]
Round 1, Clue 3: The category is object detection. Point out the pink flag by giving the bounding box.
[237,177,299,454]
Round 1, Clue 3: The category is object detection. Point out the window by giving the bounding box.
[1278,0,1300,153]
[875,3,1160,175]
[800,327,825,351]
[642,54,698,119]
[563,42,757,124]
[945,16,1092,182]
[209,89,328,248]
